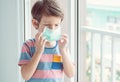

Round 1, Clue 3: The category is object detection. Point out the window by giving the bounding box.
[79,0,120,82]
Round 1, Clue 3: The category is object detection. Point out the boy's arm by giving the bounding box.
[21,52,42,80]
[61,48,75,78]
[21,32,46,80]
[59,34,75,78]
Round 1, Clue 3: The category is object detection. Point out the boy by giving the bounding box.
[18,0,75,82]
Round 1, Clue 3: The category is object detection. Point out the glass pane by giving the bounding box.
[86,0,120,32]
[84,0,120,82]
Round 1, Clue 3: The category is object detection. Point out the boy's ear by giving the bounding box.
[32,19,39,29]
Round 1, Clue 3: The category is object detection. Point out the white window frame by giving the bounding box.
[24,0,32,40]
[18,0,26,82]
[78,0,87,82]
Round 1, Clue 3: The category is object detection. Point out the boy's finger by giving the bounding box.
[60,34,68,40]
[60,36,68,43]
[43,39,47,45]
[62,34,68,37]
[63,34,68,40]
[35,31,42,38]
[39,36,46,44]
[60,35,67,40]
[37,32,43,40]
[35,32,40,40]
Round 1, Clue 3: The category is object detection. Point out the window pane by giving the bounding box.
[82,0,120,82]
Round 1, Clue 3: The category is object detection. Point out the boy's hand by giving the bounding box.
[58,34,68,51]
[35,31,46,54]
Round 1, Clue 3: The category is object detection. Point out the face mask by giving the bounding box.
[43,26,61,42]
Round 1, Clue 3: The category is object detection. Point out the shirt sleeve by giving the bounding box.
[18,42,31,66]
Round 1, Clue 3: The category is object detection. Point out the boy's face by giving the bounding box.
[38,15,62,32]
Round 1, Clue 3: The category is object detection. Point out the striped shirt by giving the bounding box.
[18,39,63,82]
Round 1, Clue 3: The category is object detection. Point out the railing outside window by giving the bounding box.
[80,26,120,82]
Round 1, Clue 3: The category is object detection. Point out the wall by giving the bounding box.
[0,0,24,82]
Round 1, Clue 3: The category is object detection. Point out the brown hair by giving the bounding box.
[31,0,64,22]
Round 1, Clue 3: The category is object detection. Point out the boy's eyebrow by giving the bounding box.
[43,24,52,26]
[43,23,60,26]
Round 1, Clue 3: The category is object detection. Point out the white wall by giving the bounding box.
[0,0,24,82]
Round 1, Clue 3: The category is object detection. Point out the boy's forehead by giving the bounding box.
[41,15,61,24]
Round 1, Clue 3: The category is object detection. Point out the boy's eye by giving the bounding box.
[55,24,61,28]
[44,24,50,27]
[43,24,61,29]
[55,24,58,26]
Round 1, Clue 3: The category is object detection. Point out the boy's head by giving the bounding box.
[31,0,64,30]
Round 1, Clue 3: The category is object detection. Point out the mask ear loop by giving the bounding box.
[55,26,63,31]
[40,26,48,41]
[61,26,63,30]
[42,26,47,33]
[59,27,63,35]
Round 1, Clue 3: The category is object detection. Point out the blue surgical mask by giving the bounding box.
[43,26,61,42]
